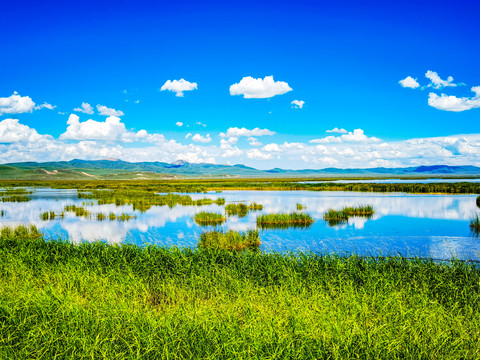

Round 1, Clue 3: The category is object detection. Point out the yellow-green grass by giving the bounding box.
[248,202,263,211]
[296,203,305,210]
[194,212,226,226]
[1,227,480,358]
[470,214,480,237]
[64,205,91,217]
[199,229,260,251]
[1,195,30,203]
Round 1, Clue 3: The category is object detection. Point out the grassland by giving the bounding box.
[1,227,480,358]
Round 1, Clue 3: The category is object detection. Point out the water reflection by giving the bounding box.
[0,189,479,260]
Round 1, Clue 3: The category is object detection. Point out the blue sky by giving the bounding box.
[1,0,479,169]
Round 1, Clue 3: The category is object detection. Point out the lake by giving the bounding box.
[1,188,479,261]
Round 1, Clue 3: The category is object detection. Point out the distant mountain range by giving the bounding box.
[1,159,480,180]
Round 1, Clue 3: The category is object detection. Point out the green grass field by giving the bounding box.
[1,226,480,358]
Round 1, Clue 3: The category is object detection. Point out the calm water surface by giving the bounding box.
[1,189,479,261]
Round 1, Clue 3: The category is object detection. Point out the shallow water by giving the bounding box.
[1,189,479,260]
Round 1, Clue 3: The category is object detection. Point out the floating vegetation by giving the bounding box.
[248,202,263,211]
[225,203,249,217]
[193,198,213,206]
[214,198,225,205]
[296,203,305,210]
[1,195,30,203]
[256,212,314,228]
[78,190,219,212]
[323,205,375,227]
[0,210,5,217]
[41,211,57,221]
[64,205,91,217]
[194,212,226,226]
[199,230,260,251]
[470,214,480,237]
[97,213,106,221]
[0,187,32,195]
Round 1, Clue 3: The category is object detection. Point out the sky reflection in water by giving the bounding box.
[1,189,479,261]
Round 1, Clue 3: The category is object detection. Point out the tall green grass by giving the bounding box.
[199,229,260,250]
[1,227,480,358]
[194,212,226,226]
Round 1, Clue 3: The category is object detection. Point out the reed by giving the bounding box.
[470,214,480,236]
[323,205,374,226]
[477,195,480,208]
[1,195,30,202]
[256,212,314,225]
[296,203,305,210]
[225,203,249,217]
[194,212,226,225]
[199,229,260,250]
[64,205,91,217]
[248,202,263,211]
[214,197,225,205]
[40,211,56,221]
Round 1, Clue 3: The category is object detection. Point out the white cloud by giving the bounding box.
[291,100,305,108]
[160,79,198,97]
[425,70,457,89]
[399,76,420,89]
[74,102,94,114]
[195,121,206,127]
[428,87,480,112]
[0,92,36,115]
[326,127,348,134]
[246,149,273,160]
[185,133,192,139]
[0,119,52,143]
[229,76,292,99]
[310,129,380,143]
[35,102,56,110]
[247,137,262,146]
[96,105,124,117]
[220,127,275,138]
[176,122,183,127]
[60,114,133,141]
[191,134,212,143]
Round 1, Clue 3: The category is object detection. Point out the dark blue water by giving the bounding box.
[1,189,479,260]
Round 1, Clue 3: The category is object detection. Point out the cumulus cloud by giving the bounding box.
[428,87,480,112]
[310,129,380,144]
[229,76,292,99]
[425,70,457,89]
[185,133,192,139]
[326,127,348,134]
[0,92,36,115]
[97,105,124,117]
[246,149,273,160]
[191,134,212,143]
[0,119,52,143]
[176,122,183,127]
[291,100,305,108]
[60,114,133,141]
[399,76,420,89]
[74,102,94,114]
[220,127,275,138]
[160,79,198,97]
